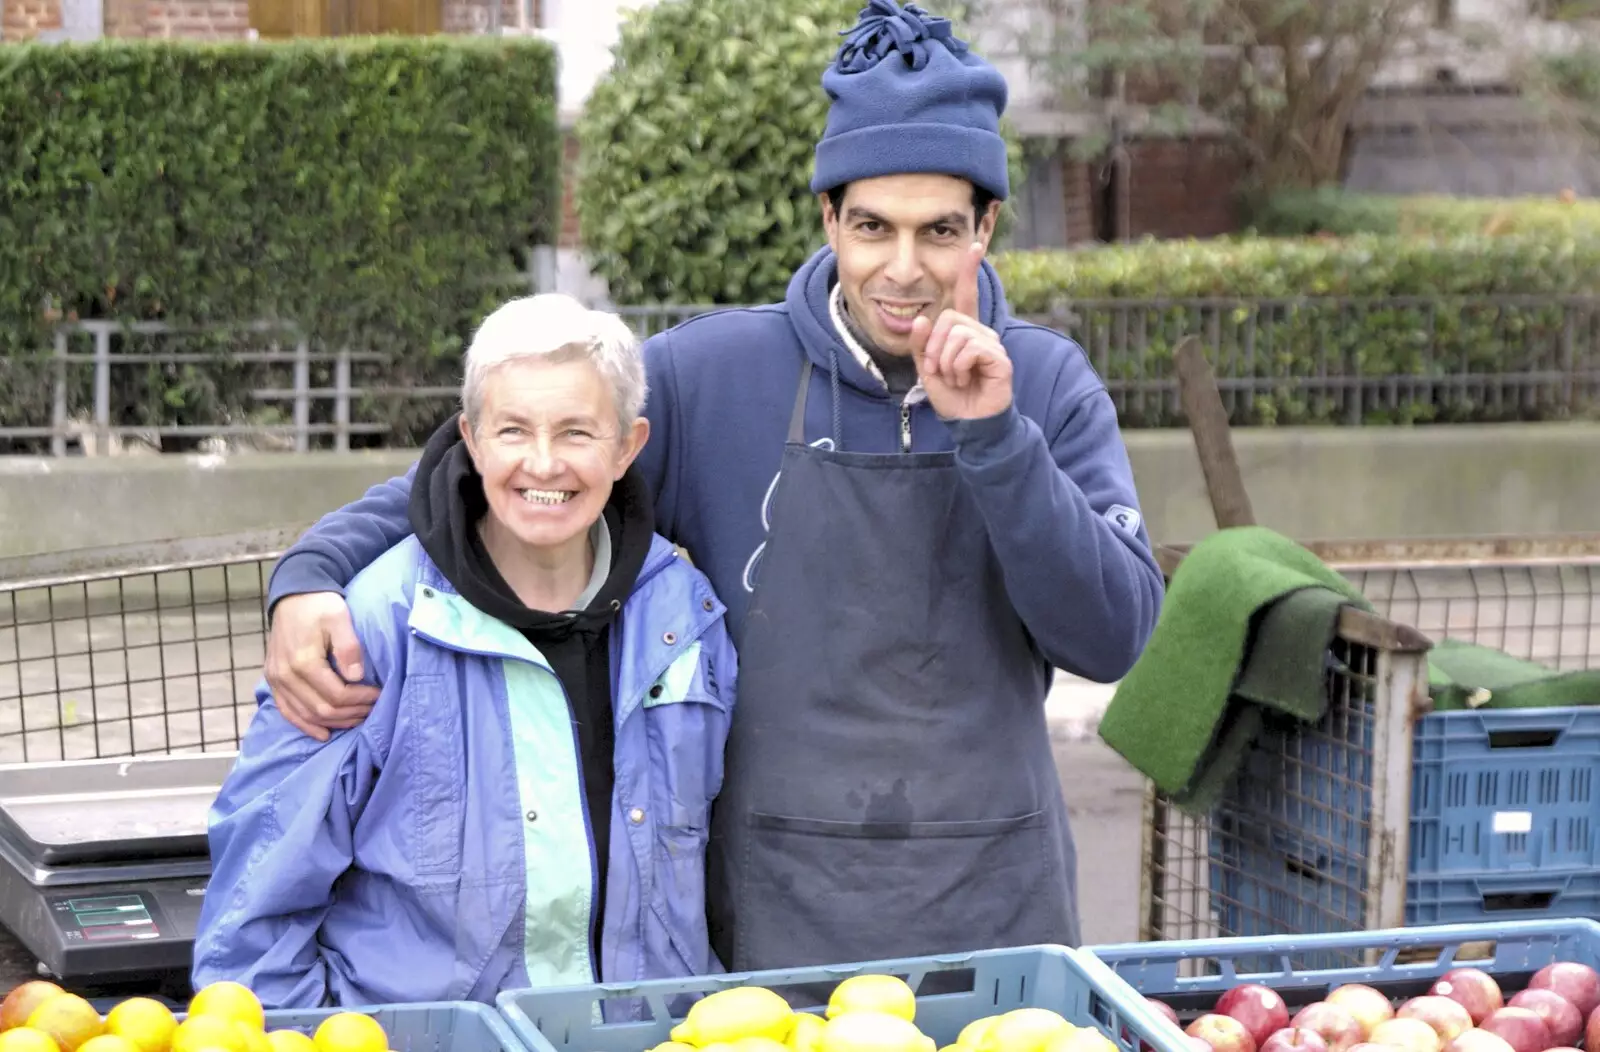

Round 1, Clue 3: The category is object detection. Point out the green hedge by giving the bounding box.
[0,36,560,450]
[994,234,1600,426]
[1248,187,1600,239]
[574,0,1022,306]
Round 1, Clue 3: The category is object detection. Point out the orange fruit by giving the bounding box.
[169,1018,245,1052]
[1,986,65,1033]
[310,1015,386,1052]
[26,996,103,1052]
[0,1028,61,1052]
[186,987,262,1034]
[104,999,177,1052]
[263,1034,314,1052]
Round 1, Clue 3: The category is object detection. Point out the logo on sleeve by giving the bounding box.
[1105,504,1142,535]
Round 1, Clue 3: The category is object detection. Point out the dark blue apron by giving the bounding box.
[706,351,1081,976]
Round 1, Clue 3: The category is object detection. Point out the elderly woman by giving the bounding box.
[191,294,737,1009]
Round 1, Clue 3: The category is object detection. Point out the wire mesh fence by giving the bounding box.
[0,535,289,763]
[1140,538,1600,964]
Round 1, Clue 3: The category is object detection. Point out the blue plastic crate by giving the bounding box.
[1196,705,1600,942]
[194,1002,527,1052]
[1407,867,1600,926]
[1088,918,1600,1016]
[1410,707,1600,874]
[495,946,1186,1052]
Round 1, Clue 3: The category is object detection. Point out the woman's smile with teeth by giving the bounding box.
[519,488,573,505]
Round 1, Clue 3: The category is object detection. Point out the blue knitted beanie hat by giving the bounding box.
[810,0,1010,201]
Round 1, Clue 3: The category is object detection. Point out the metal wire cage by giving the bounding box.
[1138,544,1434,973]
[0,530,299,764]
[1138,537,1600,974]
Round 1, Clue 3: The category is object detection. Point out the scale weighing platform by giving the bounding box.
[0,754,232,997]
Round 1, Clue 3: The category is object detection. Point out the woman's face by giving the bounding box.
[461,356,648,556]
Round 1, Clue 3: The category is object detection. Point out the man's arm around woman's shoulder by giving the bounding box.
[192,547,416,1007]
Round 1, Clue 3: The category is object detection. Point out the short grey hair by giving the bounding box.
[462,294,647,434]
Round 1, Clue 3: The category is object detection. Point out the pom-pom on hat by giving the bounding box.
[810,0,1010,201]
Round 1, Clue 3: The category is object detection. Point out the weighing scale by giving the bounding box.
[0,754,232,998]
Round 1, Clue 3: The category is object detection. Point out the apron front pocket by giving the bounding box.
[738,809,1055,969]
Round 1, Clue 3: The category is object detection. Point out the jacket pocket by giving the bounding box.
[401,674,466,879]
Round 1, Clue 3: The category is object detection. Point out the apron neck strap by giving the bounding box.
[788,356,845,448]
[788,360,814,444]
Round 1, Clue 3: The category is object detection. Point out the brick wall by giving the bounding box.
[1122,135,1244,239]
[558,128,581,248]
[1062,156,1099,243]
[2,0,62,39]
[5,0,537,40]
[143,0,249,37]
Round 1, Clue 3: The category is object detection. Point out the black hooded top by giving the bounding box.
[408,413,655,937]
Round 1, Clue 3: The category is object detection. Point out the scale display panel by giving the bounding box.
[48,891,170,945]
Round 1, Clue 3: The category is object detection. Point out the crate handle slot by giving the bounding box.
[1486,728,1564,749]
[1482,890,1558,912]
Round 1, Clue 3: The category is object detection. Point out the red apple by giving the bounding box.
[1191,1039,1220,1052]
[1371,1017,1444,1052]
[1149,999,1181,1026]
[1443,1030,1516,1052]
[1348,1045,1396,1052]
[1507,988,1582,1048]
[1292,1003,1366,1052]
[1328,985,1396,1038]
[0,981,63,1032]
[1431,970,1505,1027]
[1398,996,1475,1044]
[1189,1013,1259,1052]
[1260,1028,1331,1052]
[1530,963,1600,1020]
[1479,1007,1552,1052]
[1584,1003,1600,1052]
[1218,985,1293,1047]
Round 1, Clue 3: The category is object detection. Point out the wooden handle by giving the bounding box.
[1174,334,1256,529]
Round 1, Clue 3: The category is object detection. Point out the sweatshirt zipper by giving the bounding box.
[900,398,912,453]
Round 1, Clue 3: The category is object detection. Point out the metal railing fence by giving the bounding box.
[4,294,1600,454]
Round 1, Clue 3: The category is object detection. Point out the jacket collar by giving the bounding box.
[406,535,722,716]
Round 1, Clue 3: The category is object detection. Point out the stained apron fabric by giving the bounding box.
[706,353,1081,977]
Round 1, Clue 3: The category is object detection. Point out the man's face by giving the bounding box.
[821,173,1000,357]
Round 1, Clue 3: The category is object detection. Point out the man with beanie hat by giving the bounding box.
[254,0,1165,977]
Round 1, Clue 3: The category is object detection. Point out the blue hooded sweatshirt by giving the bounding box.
[269,246,1164,683]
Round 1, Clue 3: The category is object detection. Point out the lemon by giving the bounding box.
[669,988,793,1047]
[170,1018,245,1052]
[977,1009,1073,1052]
[0,1029,61,1052]
[956,1017,999,1050]
[788,1014,827,1052]
[730,1040,791,1052]
[76,1038,139,1052]
[104,999,178,1052]
[825,976,917,1024]
[646,1045,697,1052]
[187,986,264,1034]
[310,1015,386,1052]
[1047,1029,1117,1052]
[263,1035,316,1052]
[819,1012,933,1052]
